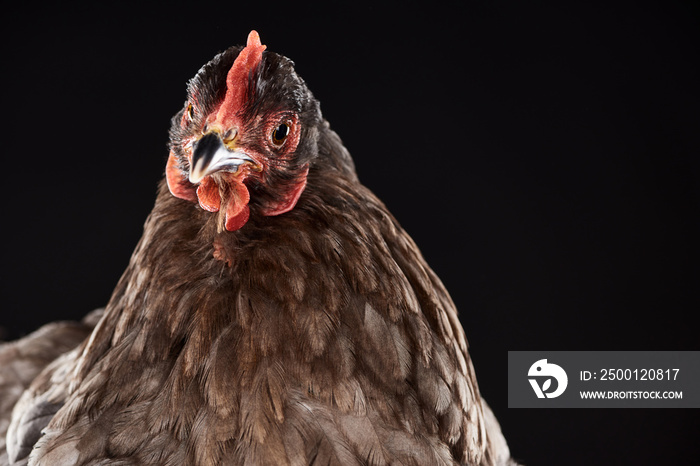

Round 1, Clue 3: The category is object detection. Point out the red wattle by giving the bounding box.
[196,178,221,212]
[224,181,251,231]
[225,205,250,232]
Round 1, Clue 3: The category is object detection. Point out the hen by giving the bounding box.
[1,31,516,465]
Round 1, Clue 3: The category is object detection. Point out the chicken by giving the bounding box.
[1,31,516,465]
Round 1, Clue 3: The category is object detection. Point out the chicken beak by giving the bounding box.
[189,133,254,184]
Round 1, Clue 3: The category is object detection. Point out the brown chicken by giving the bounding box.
[0,31,516,465]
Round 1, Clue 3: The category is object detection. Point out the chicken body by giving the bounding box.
[1,32,515,465]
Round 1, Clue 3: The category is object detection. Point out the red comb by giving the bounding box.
[215,30,267,125]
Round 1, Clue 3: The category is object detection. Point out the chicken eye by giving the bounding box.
[186,103,194,120]
[271,122,290,146]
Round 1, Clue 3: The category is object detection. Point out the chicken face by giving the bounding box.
[166,31,320,231]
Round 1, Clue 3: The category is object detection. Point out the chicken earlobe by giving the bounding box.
[165,151,197,203]
[258,165,309,217]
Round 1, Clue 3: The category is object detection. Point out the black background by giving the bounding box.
[2,2,698,465]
